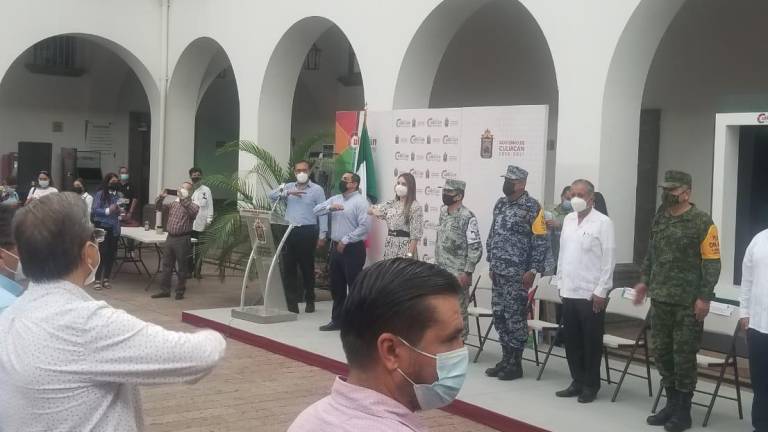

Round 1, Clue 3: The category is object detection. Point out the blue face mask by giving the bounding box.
[562,199,573,211]
[397,337,468,410]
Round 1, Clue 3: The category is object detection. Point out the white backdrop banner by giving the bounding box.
[351,105,548,265]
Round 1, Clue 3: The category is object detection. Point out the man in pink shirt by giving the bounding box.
[289,258,469,431]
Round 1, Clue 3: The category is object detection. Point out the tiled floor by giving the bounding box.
[93,263,496,432]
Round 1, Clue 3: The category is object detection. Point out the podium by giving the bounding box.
[230,208,298,324]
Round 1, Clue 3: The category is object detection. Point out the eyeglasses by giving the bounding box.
[92,228,106,244]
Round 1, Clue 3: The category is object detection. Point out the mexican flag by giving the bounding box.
[355,117,378,204]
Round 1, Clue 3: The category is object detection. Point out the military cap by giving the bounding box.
[660,170,692,189]
[442,179,466,192]
[502,165,528,180]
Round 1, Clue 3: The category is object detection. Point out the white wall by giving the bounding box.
[643,0,768,210]
[0,39,149,187]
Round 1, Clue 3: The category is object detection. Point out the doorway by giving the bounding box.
[734,125,768,283]
[128,112,151,210]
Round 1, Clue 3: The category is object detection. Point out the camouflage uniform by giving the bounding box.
[549,202,571,268]
[435,179,483,338]
[486,167,549,356]
[642,171,721,393]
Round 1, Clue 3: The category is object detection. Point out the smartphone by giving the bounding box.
[166,188,178,196]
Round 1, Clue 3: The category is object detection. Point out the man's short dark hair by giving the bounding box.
[294,160,311,170]
[340,258,462,368]
[345,172,361,190]
[0,205,17,247]
[189,167,203,176]
[561,185,571,197]
[14,193,93,282]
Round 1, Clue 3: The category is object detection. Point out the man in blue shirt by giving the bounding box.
[313,172,371,331]
[0,205,24,313]
[269,160,328,314]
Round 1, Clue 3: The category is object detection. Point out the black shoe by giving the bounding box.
[647,388,679,426]
[287,304,300,314]
[556,383,583,398]
[319,322,340,331]
[664,392,692,432]
[305,303,315,313]
[497,351,523,381]
[485,357,510,377]
[151,292,170,299]
[175,292,184,300]
[578,388,598,403]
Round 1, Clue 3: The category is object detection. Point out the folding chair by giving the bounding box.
[650,301,744,427]
[528,275,565,380]
[604,287,653,402]
[467,276,495,362]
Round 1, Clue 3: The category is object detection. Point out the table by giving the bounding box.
[118,227,167,290]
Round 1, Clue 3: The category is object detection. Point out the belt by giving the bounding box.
[167,232,192,238]
[388,229,410,238]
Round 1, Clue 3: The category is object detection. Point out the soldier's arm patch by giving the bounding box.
[466,217,481,244]
[700,224,721,260]
[531,208,547,236]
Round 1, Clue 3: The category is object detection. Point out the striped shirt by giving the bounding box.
[157,196,199,236]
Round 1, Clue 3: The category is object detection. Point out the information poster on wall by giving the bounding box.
[336,105,548,266]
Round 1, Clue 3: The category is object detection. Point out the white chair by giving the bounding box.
[466,276,494,362]
[528,275,564,380]
[650,301,744,427]
[604,287,653,402]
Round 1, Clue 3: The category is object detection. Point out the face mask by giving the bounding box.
[191,176,202,184]
[38,180,49,188]
[85,243,100,286]
[338,180,349,193]
[571,196,588,213]
[1,248,24,282]
[73,186,84,195]
[109,183,120,191]
[295,172,309,184]
[397,337,469,410]
[442,193,457,206]
[120,174,129,181]
[562,200,573,211]
[179,188,190,199]
[662,190,681,207]
[502,180,516,196]
[395,184,408,197]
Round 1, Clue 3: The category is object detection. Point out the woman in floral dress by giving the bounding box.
[370,173,423,259]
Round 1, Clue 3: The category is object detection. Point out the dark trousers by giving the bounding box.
[562,297,605,391]
[748,328,768,432]
[329,241,365,323]
[282,225,319,308]
[160,234,191,294]
[189,230,203,278]
[95,226,119,281]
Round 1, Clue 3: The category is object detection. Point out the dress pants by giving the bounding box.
[562,297,605,391]
[748,328,768,432]
[160,234,191,295]
[329,241,365,324]
[282,225,319,309]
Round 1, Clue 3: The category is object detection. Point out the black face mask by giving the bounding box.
[73,186,84,194]
[662,190,681,207]
[191,176,202,183]
[109,183,120,191]
[442,193,457,206]
[503,180,516,196]
[339,180,349,193]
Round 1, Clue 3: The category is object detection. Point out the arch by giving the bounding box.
[0,32,159,198]
[257,16,365,166]
[165,37,240,187]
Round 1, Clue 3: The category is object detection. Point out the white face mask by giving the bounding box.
[295,172,309,184]
[38,180,49,188]
[397,337,469,410]
[395,184,408,197]
[571,196,588,213]
[85,242,101,286]
[1,248,24,281]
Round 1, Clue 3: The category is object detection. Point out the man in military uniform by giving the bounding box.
[485,165,549,381]
[434,179,483,339]
[634,170,721,432]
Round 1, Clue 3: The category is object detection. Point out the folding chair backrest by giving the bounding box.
[605,287,650,320]
[703,302,739,337]
[534,276,559,304]
[468,275,482,304]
